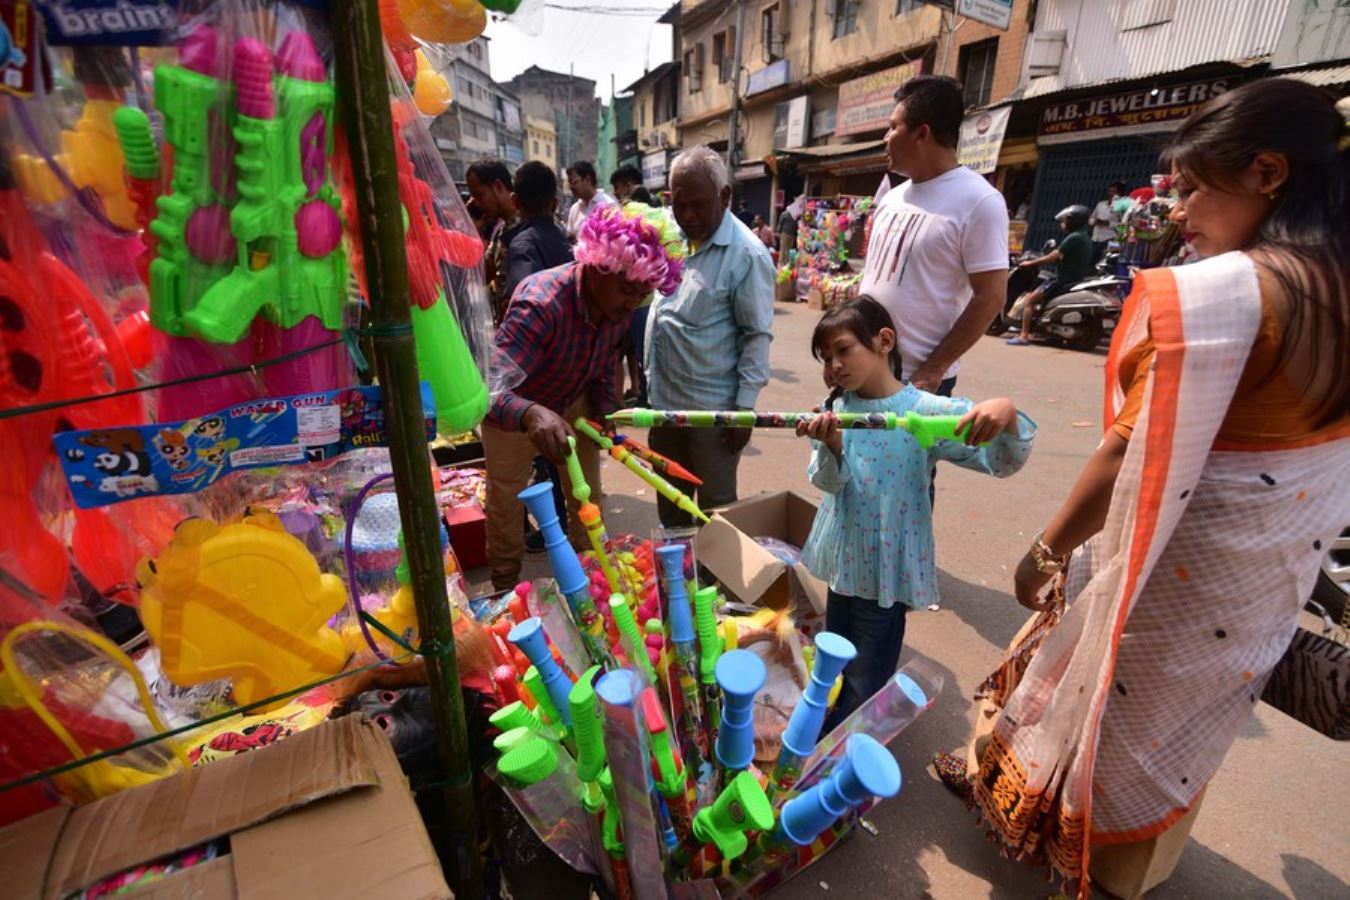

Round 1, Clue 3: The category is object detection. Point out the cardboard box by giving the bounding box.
[805,287,826,311]
[0,716,451,900]
[696,491,828,628]
[774,277,796,303]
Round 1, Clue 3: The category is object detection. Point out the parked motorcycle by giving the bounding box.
[987,243,1130,352]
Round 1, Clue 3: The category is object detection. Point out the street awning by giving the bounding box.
[1275,62,1350,87]
[775,140,884,160]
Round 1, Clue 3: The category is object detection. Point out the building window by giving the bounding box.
[761,6,783,62]
[684,44,704,93]
[532,139,539,154]
[895,0,919,13]
[639,101,647,128]
[959,38,998,108]
[713,28,736,83]
[832,0,859,39]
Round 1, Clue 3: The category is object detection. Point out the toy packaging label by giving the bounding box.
[0,0,38,94]
[37,0,178,46]
[54,385,435,507]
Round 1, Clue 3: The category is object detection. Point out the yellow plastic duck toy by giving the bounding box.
[138,510,348,710]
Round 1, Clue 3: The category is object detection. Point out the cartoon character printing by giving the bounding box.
[196,439,240,469]
[153,429,192,471]
[337,389,373,435]
[65,429,159,497]
[191,417,225,442]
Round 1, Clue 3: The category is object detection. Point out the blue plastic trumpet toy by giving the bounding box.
[767,631,857,801]
[779,734,901,846]
[509,617,575,728]
[714,649,766,786]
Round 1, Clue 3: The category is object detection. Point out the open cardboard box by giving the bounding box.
[0,715,451,900]
[696,491,828,630]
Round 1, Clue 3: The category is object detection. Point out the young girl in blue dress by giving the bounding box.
[798,295,1036,728]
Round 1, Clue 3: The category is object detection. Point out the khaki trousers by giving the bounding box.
[967,614,1203,900]
[482,397,601,591]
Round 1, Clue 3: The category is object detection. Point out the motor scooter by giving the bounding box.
[986,243,1129,352]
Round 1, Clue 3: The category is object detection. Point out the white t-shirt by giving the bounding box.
[566,189,616,238]
[859,165,1008,379]
[1091,199,1119,243]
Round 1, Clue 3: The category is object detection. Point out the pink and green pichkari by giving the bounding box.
[608,408,974,449]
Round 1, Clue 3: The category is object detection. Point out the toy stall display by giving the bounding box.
[781,195,874,309]
[0,0,510,839]
[1113,175,1186,269]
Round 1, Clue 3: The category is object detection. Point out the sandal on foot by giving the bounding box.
[931,750,973,802]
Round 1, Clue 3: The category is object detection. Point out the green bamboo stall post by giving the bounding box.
[330,2,484,895]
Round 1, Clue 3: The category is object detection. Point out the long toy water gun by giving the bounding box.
[608,408,972,449]
[656,544,707,774]
[639,686,696,860]
[574,418,708,523]
[609,591,656,685]
[766,631,856,802]
[694,585,723,754]
[607,429,701,486]
[563,436,624,596]
[567,666,606,815]
[187,32,348,398]
[518,482,617,669]
[598,768,633,900]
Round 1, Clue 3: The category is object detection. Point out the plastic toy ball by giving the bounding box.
[413,50,452,117]
[398,0,487,43]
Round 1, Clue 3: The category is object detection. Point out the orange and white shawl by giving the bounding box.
[973,252,1350,896]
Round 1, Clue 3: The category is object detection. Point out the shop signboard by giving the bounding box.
[957,106,1011,175]
[835,61,922,137]
[642,148,671,190]
[746,59,791,97]
[1038,78,1232,145]
[957,0,1013,31]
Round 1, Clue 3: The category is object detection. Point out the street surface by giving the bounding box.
[485,301,1349,899]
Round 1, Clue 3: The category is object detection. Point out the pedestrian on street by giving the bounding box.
[859,75,1009,397]
[938,79,1350,900]
[645,146,775,526]
[798,296,1036,731]
[465,158,517,327]
[482,205,685,590]
[752,214,775,248]
[610,164,642,202]
[1006,204,1094,346]
[777,197,801,253]
[565,160,616,240]
[734,197,754,227]
[1091,180,1127,261]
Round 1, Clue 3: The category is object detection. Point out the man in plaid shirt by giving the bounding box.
[483,205,685,590]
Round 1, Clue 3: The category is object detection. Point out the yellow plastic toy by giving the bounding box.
[398,0,487,44]
[413,49,453,117]
[1,621,187,803]
[138,510,349,711]
[341,531,460,660]
[13,98,139,230]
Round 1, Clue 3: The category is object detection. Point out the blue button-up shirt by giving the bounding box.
[645,211,775,410]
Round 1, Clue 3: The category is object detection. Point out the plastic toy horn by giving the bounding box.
[778,734,901,847]
[689,770,775,861]
[608,408,973,449]
[518,482,615,668]
[714,649,767,787]
[509,618,574,729]
[767,631,857,801]
[657,544,707,771]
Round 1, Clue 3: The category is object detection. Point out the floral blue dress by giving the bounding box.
[801,385,1036,610]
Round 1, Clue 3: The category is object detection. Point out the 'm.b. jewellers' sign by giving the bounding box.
[1038,78,1231,145]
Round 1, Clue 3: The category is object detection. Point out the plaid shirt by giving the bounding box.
[487,263,627,430]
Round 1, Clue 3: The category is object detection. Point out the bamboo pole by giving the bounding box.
[329,2,484,895]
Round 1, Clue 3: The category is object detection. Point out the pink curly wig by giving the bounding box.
[575,204,685,296]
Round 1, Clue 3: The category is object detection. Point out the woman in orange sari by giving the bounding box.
[947,80,1350,899]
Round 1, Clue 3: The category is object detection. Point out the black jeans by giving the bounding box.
[821,588,909,734]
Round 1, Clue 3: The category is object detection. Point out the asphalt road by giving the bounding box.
[490,300,1349,900]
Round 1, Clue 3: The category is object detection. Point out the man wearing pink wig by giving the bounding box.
[482,205,685,590]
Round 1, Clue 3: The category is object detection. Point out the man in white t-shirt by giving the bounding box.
[1090,180,1126,262]
[859,75,1009,396]
[565,161,616,240]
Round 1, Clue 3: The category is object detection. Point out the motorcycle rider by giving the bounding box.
[1007,205,1094,346]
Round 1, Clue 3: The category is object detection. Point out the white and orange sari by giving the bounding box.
[973,252,1350,896]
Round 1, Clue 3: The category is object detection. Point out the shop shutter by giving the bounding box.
[1026,137,1164,249]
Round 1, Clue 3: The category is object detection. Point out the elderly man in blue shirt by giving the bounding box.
[645,146,775,526]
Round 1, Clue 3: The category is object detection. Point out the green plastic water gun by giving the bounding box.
[489,700,544,737]
[186,33,346,348]
[568,666,606,814]
[694,586,723,749]
[565,436,625,595]
[523,665,563,728]
[608,408,973,449]
[148,26,237,338]
[497,732,558,786]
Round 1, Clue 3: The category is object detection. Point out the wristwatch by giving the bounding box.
[1030,532,1068,574]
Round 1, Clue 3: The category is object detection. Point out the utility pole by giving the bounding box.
[726,0,748,176]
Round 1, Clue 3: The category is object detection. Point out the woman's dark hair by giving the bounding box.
[811,295,903,407]
[1165,78,1348,420]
